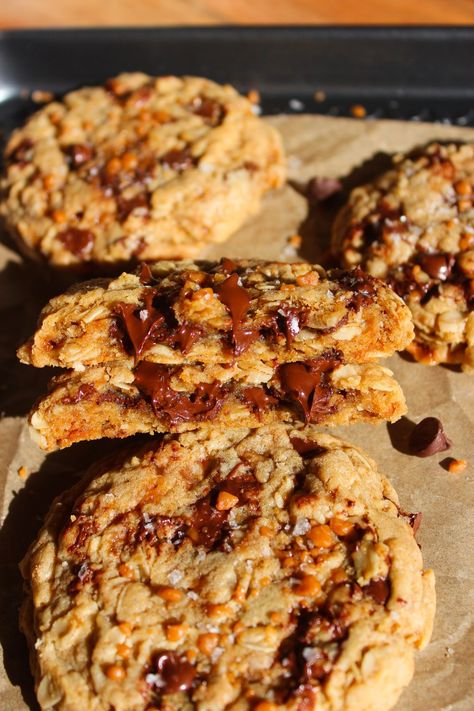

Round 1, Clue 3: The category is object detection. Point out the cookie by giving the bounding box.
[332,142,474,371]
[20,424,435,711]
[18,259,414,370]
[29,359,406,450]
[1,74,285,267]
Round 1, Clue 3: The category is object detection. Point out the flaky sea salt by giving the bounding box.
[293,517,311,535]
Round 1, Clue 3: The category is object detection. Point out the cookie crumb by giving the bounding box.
[31,90,54,104]
[287,234,302,248]
[247,89,260,104]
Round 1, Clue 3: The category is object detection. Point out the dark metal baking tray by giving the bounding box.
[1,25,474,145]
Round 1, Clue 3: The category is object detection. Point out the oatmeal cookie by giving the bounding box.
[20,424,435,711]
[18,259,414,370]
[1,74,285,267]
[28,359,406,450]
[332,142,474,371]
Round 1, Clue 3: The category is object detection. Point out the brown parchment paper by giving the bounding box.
[1,114,473,710]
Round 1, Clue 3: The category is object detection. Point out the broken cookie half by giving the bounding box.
[20,259,414,451]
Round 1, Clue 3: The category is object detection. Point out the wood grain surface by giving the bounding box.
[1,0,474,28]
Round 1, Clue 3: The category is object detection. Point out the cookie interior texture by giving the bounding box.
[332,142,474,372]
[19,260,412,450]
[0,73,285,267]
[18,260,414,370]
[20,425,435,711]
[29,360,406,450]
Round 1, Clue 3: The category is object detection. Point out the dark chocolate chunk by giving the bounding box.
[173,322,204,354]
[363,577,390,606]
[278,352,341,422]
[407,511,423,536]
[116,192,149,222]
[307,176,342,202]
[160,147,195,171]
[148,650,196,694]
[277,305,308,346]
[290,437,326,459]
[217,273,259,355]
[6,138,33,164]
[333,267,378,311]
[418,252,454,281]
[133,362,226,424]
[408,417,452,457]
[241,386,278,415]
[139,262,154,285]
[115,291,165,359]
[61,383,96,405]
[189,96,225,125]
[66,143,93,168]
[57,228,94,258]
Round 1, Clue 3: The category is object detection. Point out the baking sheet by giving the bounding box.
[1,114,473,710]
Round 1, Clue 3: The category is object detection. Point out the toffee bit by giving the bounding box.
[444,457,467,474]
[350,104,367,118]
[17,466,28,479]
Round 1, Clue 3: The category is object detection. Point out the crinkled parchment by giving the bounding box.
[1,115,473,710]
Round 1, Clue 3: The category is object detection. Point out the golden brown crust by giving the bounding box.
[1,74,285,267]
[20,425,435,711]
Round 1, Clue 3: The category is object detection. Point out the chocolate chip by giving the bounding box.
[57,228,94,258]
[241,386,277,414]
[189,467,260,549]
[307,176,342,202]
[138,262,153,285]
[148,650,195,694]
[116,192,149,222]
[363,577,390,605]
[161,147,194,171]
[332,268,378,311]
[290,437,326,458]
[277,306,308,346]
[278,352,341,422]
[189,96,225,125]
[6,138,33,164]
[408,417,452,457]
[418,253,454,281]
[407,511,423,536]
[66,144,93,168]
[217,273,259,355]
[133,362,226,424]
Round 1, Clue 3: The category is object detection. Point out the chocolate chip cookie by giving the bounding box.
[332,142,474,371]
[29,360,406,450]
[20,424,435,711]
[1,74,285,267]
[18,259,414,370]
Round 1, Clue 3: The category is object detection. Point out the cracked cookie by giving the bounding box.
[1,74,285,267]
[20,424,435,711]
[332,142,474,371]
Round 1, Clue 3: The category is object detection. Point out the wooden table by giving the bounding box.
[1,0,474,28]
